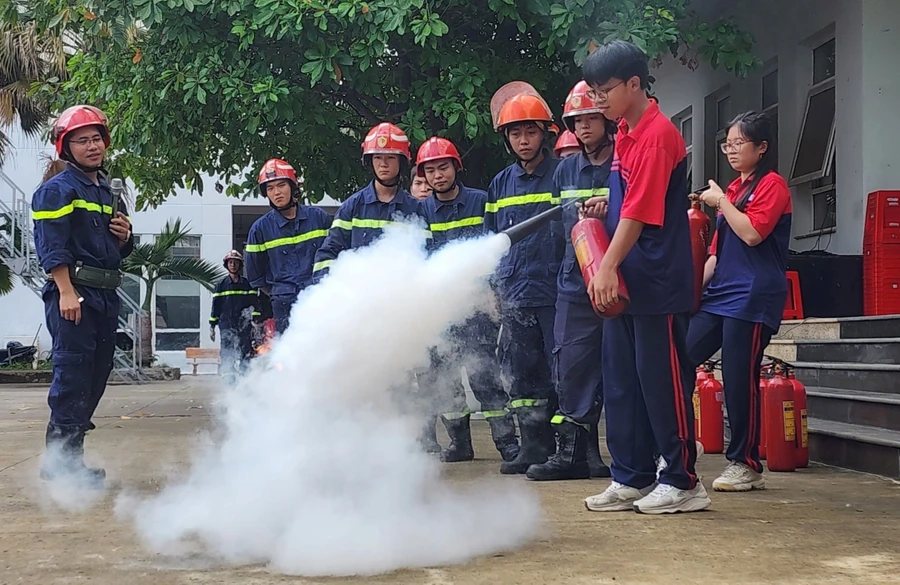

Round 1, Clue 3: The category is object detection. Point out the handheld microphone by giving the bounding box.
[110,178,124,216]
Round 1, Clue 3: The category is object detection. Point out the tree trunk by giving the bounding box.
[139,312,153,367]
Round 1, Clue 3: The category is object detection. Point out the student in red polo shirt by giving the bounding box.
[579,40,710,514]
[688,111,791,492]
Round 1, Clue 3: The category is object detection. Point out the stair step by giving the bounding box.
[808,418,900,478]
[806,387,900,432]
[766,338,900,364]
[791,362,900,395]
[776,315,900,341]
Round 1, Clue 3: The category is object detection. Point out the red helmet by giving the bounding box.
[562,81,604,132]
[52,105,110,157]
[415,137,463,177]
[223,250,243,268]
[554,130,581,157]
[257,158,298,196]
[361,122,411,162]
[496,94,556,133]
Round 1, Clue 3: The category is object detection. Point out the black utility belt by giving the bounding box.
[69,262,122,291]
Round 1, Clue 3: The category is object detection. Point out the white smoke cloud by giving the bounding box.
[117,223,543,576]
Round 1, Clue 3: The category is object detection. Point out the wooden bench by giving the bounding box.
[185,347,220,375]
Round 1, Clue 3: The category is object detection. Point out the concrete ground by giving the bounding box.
[2,377,900,585]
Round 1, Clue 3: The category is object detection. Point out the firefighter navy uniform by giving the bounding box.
[420,182,518,462]
[210,275,259,375]
[33,164,133,479]
[484,154,564,472]
[312,181,428,276]
[245,204,331,334]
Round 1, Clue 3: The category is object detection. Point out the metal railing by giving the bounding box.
[0,169,144,383]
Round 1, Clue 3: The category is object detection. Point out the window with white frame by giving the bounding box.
[672,107,694,189]
[154,235,202,350]
[791,37,836,229]
[761,67,779,171]
[706,86,740,190]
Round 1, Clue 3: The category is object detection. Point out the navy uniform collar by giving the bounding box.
[513,152,554,179]
[362,181,410,205]
[433,183,469,209]
[65,164,108,188]
[274,203,307,227]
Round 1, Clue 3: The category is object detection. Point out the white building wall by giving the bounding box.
[649,0,900,256]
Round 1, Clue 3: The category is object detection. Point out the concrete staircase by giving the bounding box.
[767,316,900,478]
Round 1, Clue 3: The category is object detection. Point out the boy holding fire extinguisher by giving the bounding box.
[524,80,616,482]
[687,111,791,492]
[579,40,710,514]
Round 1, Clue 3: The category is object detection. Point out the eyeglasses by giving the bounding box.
[586,81,624,102]
[70,136,105,147]
[720,140,749,154]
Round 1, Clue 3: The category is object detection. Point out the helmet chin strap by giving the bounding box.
[582,135,610,158]
[373,174,401,188]
[268,185,299,211]
[62,149,104,174]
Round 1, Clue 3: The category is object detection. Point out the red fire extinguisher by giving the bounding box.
[763,370,797,472]
[788,369,809,468]
[688,201,711,315]
[693,365,724,454]
[759,374,769,460]
[572,216,630,318]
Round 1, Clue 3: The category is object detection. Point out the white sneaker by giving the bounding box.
[712,462,766,492]
[633,482,712,514]
[584,481,655,512]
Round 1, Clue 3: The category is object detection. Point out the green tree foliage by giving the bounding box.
[14,0,759,209]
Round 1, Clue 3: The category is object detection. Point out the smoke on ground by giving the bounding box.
[116,223,543,576]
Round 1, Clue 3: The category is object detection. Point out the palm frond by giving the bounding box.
[0,261,14,296]
[158,256,224,292]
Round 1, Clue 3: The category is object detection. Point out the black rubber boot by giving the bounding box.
[440,415,475,462]
[487,414,520,462]
[525,420,590,480]
[587,422,612,478]
[500,406,554,475]
[418,415,441,454]
[40,425,106,486]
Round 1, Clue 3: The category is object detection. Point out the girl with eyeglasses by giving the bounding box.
[688,111,792,493]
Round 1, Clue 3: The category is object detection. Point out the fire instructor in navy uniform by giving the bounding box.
[32,105,134,487]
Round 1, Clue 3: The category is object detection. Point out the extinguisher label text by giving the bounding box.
[800,409,808,448]
[782,401,796,442]
[692,389,701,433]
[574,233,592,268]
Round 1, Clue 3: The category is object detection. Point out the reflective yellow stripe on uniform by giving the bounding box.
[33,199,115,221]
[484,192,557,214]
[313,259,333,272]
[560,187,609,200]
[429,216,483,233]
[482,409,509,419]
[441,408,472,420]
[244,229,329,253]
[509,398,550,409]
[212,290,258,297]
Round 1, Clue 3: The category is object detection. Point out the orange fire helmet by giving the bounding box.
[554,130,582,157]
[415,137,463,176]
[496,94,556,133]
[257,158,299,196]
[361,122,411,162]
[562,81,604,132]
[52,106,110,157]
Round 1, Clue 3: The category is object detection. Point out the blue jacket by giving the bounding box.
[485,155,563,309]
[245,204,331,300]
[552,154,612,304]
[421,183,488,251]
[313,181,428,274]
[32,166,133,318]
[209,275,259,330]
